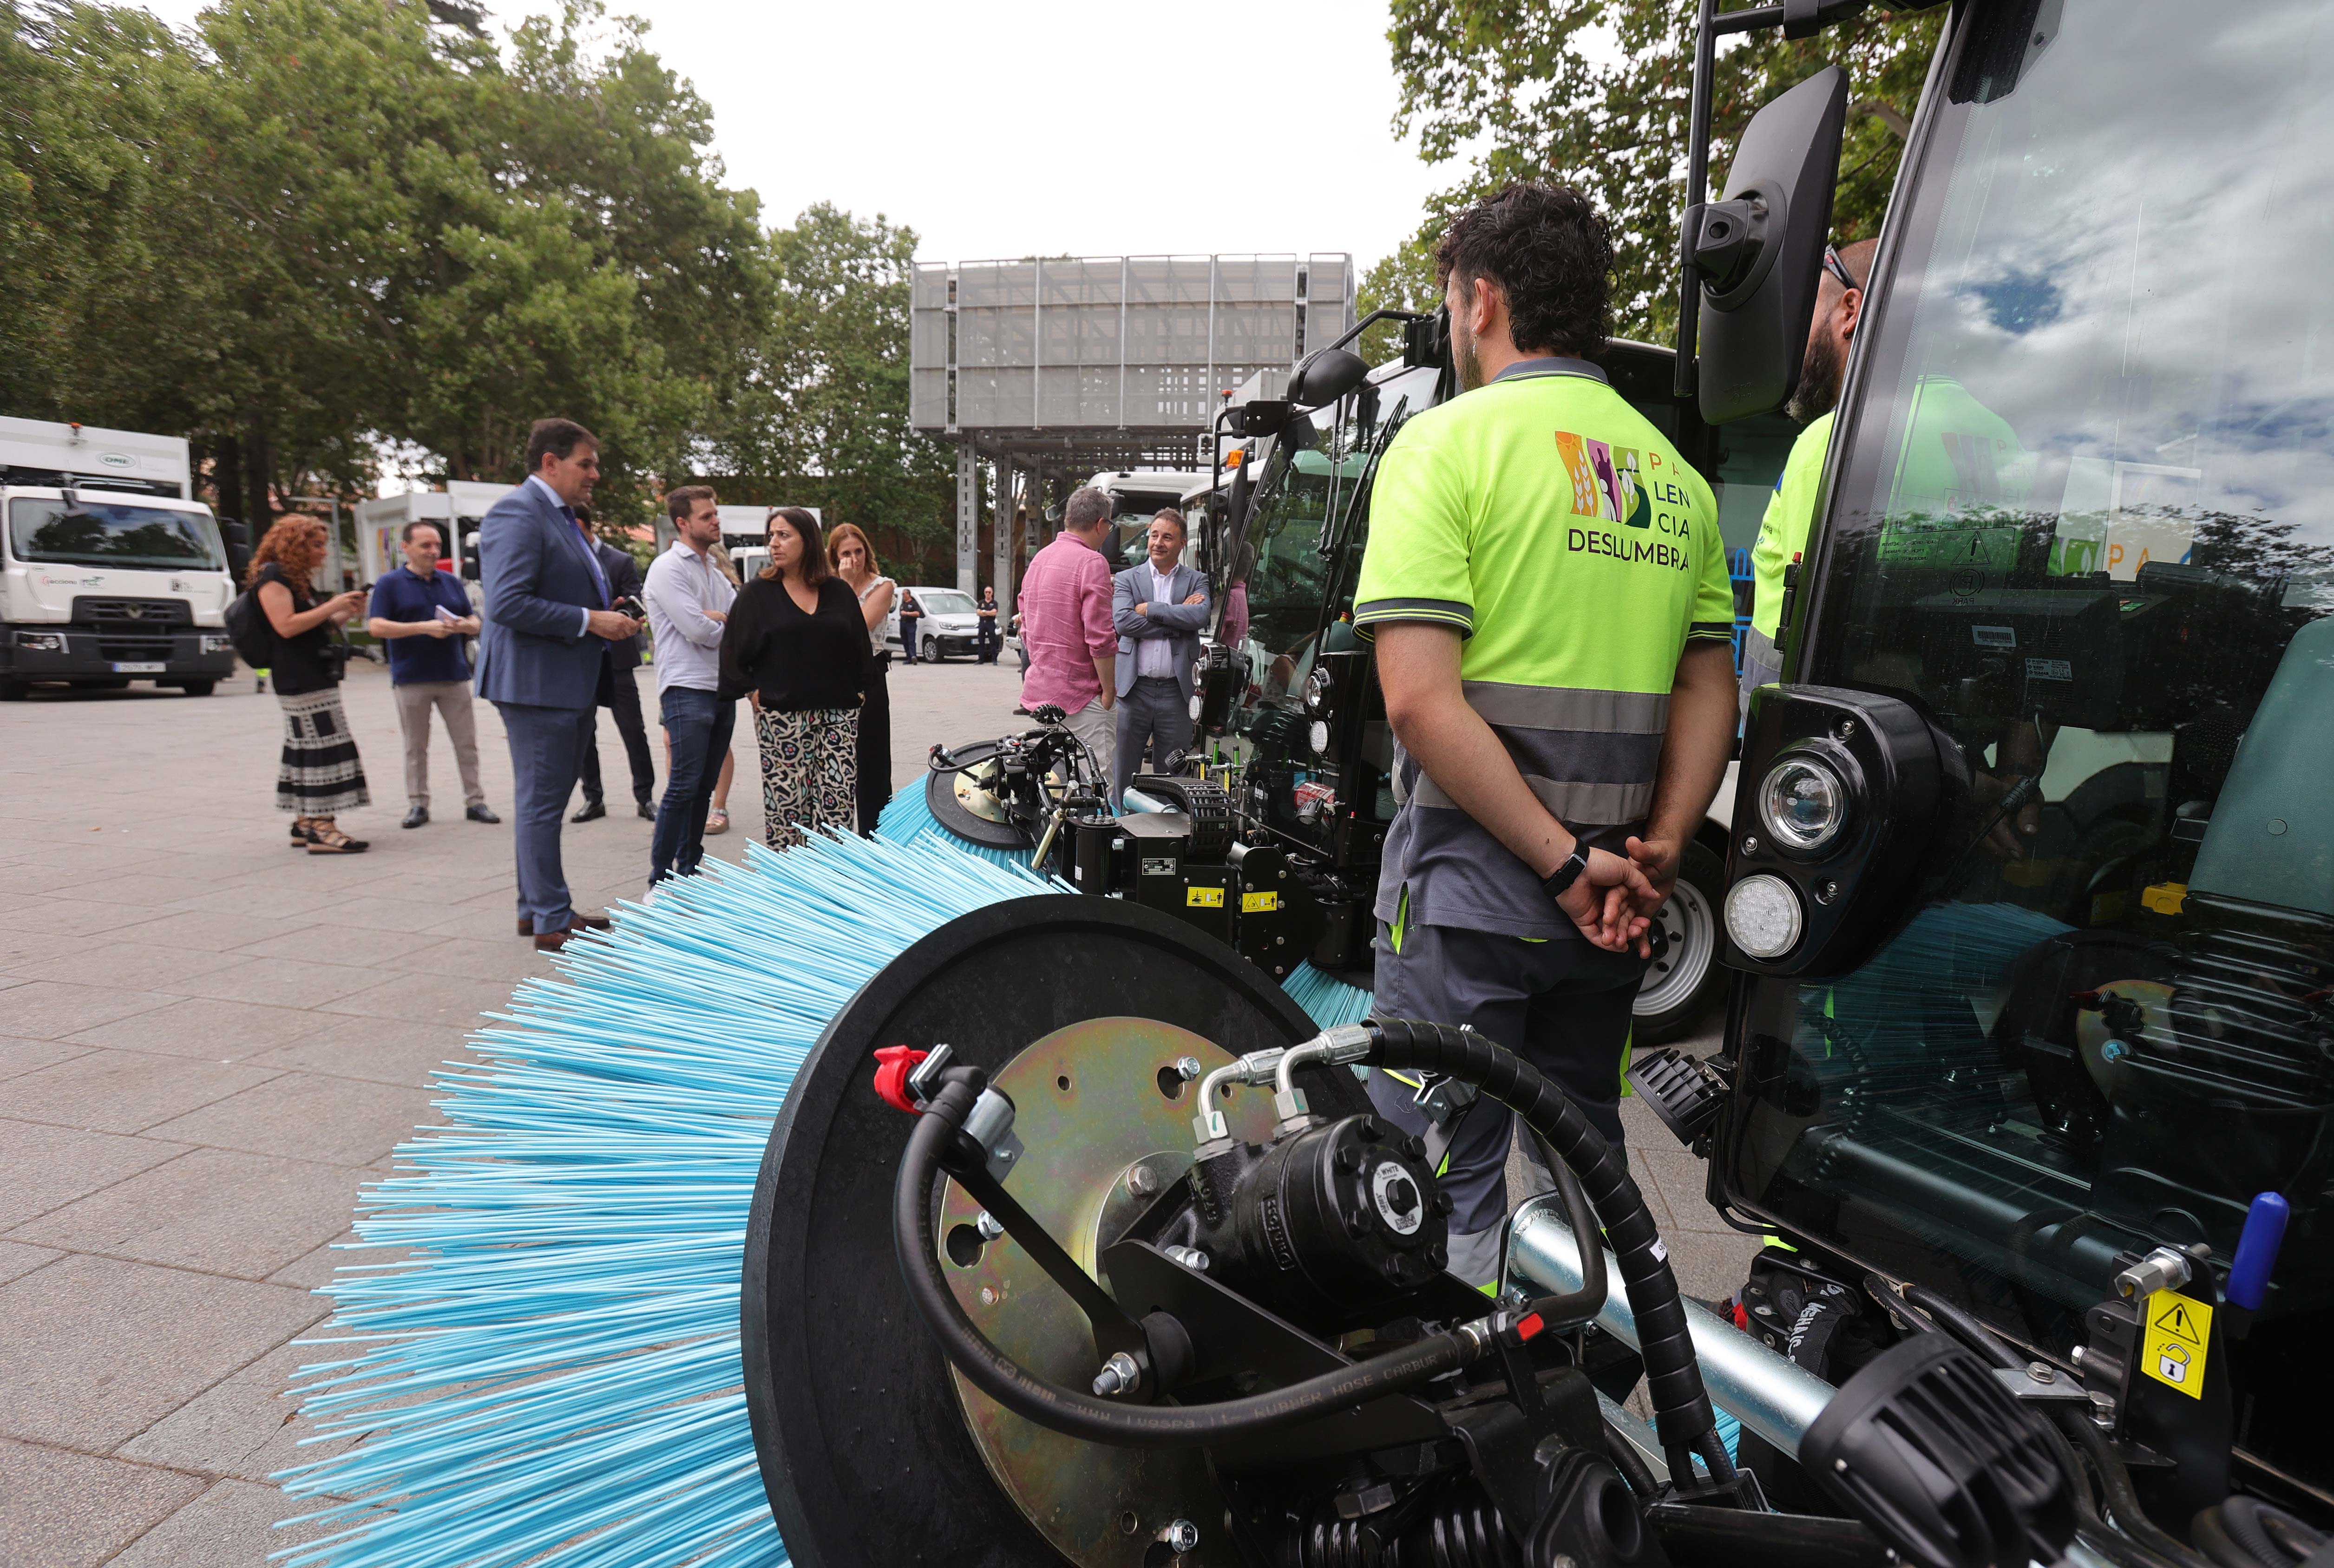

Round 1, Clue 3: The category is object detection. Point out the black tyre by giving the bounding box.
[1633,838,1728,1045]
[177,679,216,697]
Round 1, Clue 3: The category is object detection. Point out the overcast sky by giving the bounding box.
[133,0,1460,271]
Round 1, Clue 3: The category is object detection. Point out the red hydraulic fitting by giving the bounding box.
[872,1045,929,1114]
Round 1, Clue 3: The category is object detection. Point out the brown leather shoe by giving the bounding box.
[572,913,612,931]
[533,929,574,953]
[518,916,533,936]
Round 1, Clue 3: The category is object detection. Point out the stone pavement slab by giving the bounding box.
[0,1438,207,1568]
[5,1050,282,1135]
[142,1073,437,1168]
[0,1253,324,1450]
[10,1148,364,1280]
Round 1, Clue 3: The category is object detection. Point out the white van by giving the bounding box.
[0,418,238,699]
[887,586,983,661]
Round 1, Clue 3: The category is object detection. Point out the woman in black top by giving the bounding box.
[250,516,372,853]
[719,507,866,849]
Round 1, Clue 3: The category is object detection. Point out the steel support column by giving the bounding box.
[993,458,1018,620]
[955,442,978,594]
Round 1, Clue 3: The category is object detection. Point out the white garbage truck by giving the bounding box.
[0,418,239,699]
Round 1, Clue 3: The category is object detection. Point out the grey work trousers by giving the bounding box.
[1362,919,1644,1286]
[393,679,485,808]
[1110,675,1191,809]
[1057,697,1116,804]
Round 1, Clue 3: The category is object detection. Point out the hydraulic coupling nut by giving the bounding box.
[2114,1246,2193,1301]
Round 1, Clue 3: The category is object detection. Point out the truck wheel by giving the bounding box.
[1633,839,1727,1044]
[177,680,216,697]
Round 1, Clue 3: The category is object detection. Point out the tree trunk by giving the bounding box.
[241,426,274,540]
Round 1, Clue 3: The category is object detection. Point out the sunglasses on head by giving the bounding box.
[1822,244,1862,294]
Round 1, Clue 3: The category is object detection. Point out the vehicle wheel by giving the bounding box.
[177,679,216,697]
[1634,838,1727,1044]
[922,634,943,663]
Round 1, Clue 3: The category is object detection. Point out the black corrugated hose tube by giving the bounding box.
[892,1020,1734,1484]
[1361,1018,1737,1488]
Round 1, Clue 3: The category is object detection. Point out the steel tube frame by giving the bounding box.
[1508,1203,1835,1458]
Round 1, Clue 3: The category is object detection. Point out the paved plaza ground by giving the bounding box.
[0,656,1751,1566]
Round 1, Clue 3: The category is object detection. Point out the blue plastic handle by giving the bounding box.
[2227,1192,2291,1311]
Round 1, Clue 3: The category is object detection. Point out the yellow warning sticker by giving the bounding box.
[1186,886,1224,908]
[2140,1289,2212,1399]
[1241,891,1279,913]
[2141,882,2188,915]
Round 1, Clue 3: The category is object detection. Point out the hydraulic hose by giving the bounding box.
[893,1073,1501,1448]
[1358,1018,1737,1488]
[1524,1123,1610,1329]
[2056,1407,2216,1568]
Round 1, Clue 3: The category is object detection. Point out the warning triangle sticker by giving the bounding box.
[2154,1299,2203,1345]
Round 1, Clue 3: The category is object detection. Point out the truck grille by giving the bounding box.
[73,596,192,628]
[97,634,180,661]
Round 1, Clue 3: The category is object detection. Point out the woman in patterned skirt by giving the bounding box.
[249,516,373,853]
[718,507,865,849]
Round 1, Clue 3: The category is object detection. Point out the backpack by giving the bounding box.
[222,583,277,667]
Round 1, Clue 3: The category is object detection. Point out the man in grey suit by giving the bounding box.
[474,419,643,952]
[1110,508,1210,809]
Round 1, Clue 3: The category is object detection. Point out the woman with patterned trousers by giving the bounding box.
[249,516,373,853]
[718,507,865,849]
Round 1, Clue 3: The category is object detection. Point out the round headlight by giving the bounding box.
[1758,754,1848,854]
[1303,666,1334,714]
[1725,874,1803,960]
[1308,719,1330,755]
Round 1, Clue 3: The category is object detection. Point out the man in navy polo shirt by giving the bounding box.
[367,521,501,829]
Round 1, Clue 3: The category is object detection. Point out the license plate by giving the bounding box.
[111,662,166,673]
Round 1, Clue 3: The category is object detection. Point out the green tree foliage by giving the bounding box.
[709,203,955,563]
[1369,1,1944,347]
[0,0,793,538]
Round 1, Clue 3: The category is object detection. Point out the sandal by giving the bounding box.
[289,817,316,848]
[705,808,730,836]
[306,821,370,854]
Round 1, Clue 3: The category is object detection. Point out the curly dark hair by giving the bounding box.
[1435,182,1613,359]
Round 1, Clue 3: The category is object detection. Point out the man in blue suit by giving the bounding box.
[474,419,643,952]
[1110,508,1210,810]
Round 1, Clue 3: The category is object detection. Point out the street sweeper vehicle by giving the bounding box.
[275,4,2334,1568]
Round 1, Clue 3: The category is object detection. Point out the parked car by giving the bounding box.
[886,586,981,661]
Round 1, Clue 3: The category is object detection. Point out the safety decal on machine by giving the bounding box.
[2140,1289,2212,1398]
[1186,887,1225,908]
[1241,891,1279,913]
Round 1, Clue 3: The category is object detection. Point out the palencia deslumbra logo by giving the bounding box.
[1556,431,1694,569]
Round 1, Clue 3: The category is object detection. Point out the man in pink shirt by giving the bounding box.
[1017,485,1119,791]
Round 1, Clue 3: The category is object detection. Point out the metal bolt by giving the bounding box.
[1092,1351,1142,1397]
[2071,1345,2087,1365]
[1816,880,1840,905]
[1173,1056,1201,1082]
[1753,1303,1775,1318]
[2028,1361,2056,1384]
[1834,1457,1849,1473]
[1742,834,1761,855]
[1160,1519,1200,1553]
[1127,1166,1159,1197]
[975,1211,1004,1241]
[1836,718,1857,739]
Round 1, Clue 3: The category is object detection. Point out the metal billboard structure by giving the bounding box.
[910,254,1353,605]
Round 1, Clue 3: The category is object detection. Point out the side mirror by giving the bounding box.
[219,518,251,582]
[1403,308,1449,371]
[1694,65,1848,424]
[1226,399,1292,439]
[1287,347,1370,409]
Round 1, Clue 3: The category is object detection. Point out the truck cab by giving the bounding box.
[0,418,237,699]
[1690,0,2334,1515]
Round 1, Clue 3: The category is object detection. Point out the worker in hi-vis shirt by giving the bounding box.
[1351,183,1740,1288]
[1741,237,1874,720]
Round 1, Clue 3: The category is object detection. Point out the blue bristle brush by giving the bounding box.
[275,834,1062,1567]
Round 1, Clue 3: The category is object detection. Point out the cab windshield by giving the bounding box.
[9,497,226,572]
[1728,0,2334,1485]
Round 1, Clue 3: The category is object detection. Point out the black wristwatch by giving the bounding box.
[1541,845,1590,905]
